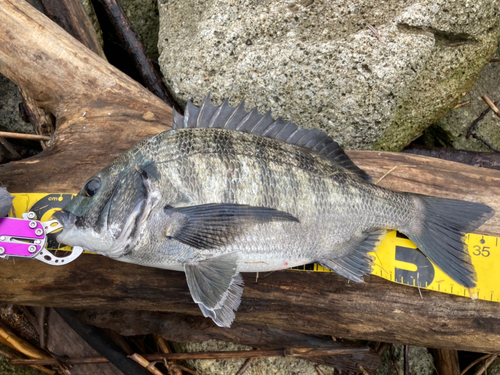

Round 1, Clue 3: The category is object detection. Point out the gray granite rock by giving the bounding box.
[374,345,434,375]
[487,357,500,375]
[423,45,500,152]
[121,0,160,60]
[158,0,500,150]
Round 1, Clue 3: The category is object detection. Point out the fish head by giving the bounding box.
[55,154,159,257]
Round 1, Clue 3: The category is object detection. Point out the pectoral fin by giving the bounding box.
[184,253,243,328]
[320,230,386,282]
[164,203,298,249]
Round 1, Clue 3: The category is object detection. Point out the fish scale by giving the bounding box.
[55,94,494,327]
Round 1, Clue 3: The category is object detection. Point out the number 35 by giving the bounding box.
[473,245,490,257]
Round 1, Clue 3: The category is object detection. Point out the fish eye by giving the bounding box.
[84,178,101,197]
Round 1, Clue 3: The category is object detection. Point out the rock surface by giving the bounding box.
[121,0,160,60]
[374,345,434,375]
[488,357,500,374]
[158,0,500,150]
[422,46,500,152]
[0,75,33,134]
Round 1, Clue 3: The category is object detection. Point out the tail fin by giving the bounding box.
[406,195,494,288]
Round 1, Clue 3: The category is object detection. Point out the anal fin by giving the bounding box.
[184,252,243,328]
[320,230,386,282]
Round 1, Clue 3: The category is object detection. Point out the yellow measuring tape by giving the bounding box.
[12,193,500,303]
[294,230,499,302]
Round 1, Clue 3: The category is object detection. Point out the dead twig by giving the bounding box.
[470,133,500,152]
[490,58,500,62]
[375,165,417,185]
[452,100,471,110]
[375,166,398,185]
[38,307,47,349]
[466,98,500,152]
[472,354,497,375]
[481,95,500,118]
[0,346,54,375]
[10,347,371,366]
[315,364,325,375]
[129,353,165,375]
[0,131,51,141]
[95,0,181,111]
[155,336,182,375]
[236,357,256,375]
[460,354,491,375]
[0,321,50,360]
[403,345,409,375]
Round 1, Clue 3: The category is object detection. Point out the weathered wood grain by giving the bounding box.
[0,0,171,193]
[0,254,499,354]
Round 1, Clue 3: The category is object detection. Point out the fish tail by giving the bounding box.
[404,194,494,288]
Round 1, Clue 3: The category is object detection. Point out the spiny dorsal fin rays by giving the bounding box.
[275,121,297,142]
[235,107,259,131]
[224,100,248,130]
[173,109,184,129]
[185,100,200,128]
[248,110,274,134]
[208,99,232,128]
[197,93,219,127]
[173,93,372,182]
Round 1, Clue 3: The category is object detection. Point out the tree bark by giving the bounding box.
[431,349,460,375]
[0,0,171,193]
[1,254,500,354]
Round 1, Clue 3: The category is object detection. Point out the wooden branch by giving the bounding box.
[93,0,180,110]
[431,349,460,375]
[10,347,370,366]
[403,145,500,171]
[19,0,106,149]
[35,0,105,59]
[1,254,500,354]
[0,0,171,193]
[129,353,164,375]
[0,131,51,141]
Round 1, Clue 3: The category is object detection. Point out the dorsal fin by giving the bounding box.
[173,93,371,182]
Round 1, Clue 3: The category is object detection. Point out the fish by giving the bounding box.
[54,94,494,328]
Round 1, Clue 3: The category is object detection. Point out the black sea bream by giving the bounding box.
[55,95,494,327]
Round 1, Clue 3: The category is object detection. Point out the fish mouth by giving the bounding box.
[54,196,158,258]
[53,210,74,229]
[53,203,145,258]
[55,169,162,257]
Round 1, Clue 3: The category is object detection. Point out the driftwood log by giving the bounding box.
[1,0,500,358]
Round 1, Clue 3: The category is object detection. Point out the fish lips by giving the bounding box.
[53,210,74,228]
[53,210,78,246]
